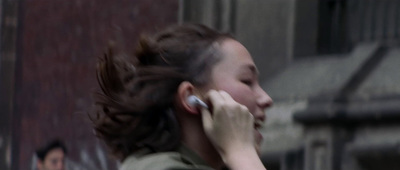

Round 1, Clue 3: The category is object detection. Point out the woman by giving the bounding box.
[91,24,273,170]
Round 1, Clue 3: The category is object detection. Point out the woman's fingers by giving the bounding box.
[219,90,236,104]
[205,90,224,110]
[201,90,255,149]
[201,107,213,132]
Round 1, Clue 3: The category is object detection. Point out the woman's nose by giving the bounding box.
[256,86,273,109]
[57,162,64,170]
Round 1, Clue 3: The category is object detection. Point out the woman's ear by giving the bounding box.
[176,81,200,115]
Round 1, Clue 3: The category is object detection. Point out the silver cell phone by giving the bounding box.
[187,95,209,109]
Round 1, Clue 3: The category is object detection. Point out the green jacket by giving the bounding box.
[120,145,215,170]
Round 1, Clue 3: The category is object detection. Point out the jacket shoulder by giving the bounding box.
[120,152,213,170]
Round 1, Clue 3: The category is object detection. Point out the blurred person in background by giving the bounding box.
[36,139,67,170]
[90,23,273,170]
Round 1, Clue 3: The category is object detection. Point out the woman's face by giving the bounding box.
[206,39,273,149]
[37,148,65,170]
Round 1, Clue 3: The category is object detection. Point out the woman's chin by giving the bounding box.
[254,130,263,155]
[255,142,261,155]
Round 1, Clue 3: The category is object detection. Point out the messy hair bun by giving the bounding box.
[90,24,232,160]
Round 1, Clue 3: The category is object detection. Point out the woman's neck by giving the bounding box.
[180,116,225,169]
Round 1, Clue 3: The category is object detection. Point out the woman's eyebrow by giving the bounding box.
[238,65,259,79]
[244,64,259,75]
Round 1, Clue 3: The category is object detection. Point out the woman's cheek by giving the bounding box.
[215,82,255,110]
[228,87,254,108]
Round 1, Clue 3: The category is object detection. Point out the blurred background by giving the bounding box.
[1,0,400,170]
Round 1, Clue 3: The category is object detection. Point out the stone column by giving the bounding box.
[0,0,20,169]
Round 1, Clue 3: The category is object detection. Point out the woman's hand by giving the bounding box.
[201,90,266,170]
[201,90,255,154]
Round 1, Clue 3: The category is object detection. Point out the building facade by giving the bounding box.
[181,0,400,170]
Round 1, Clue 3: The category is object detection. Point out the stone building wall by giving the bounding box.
[181,1,400,170]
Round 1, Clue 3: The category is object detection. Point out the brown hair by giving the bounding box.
[36,139,67,161]
[90,24,232,160]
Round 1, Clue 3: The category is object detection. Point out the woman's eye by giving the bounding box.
[241,80,253,86]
